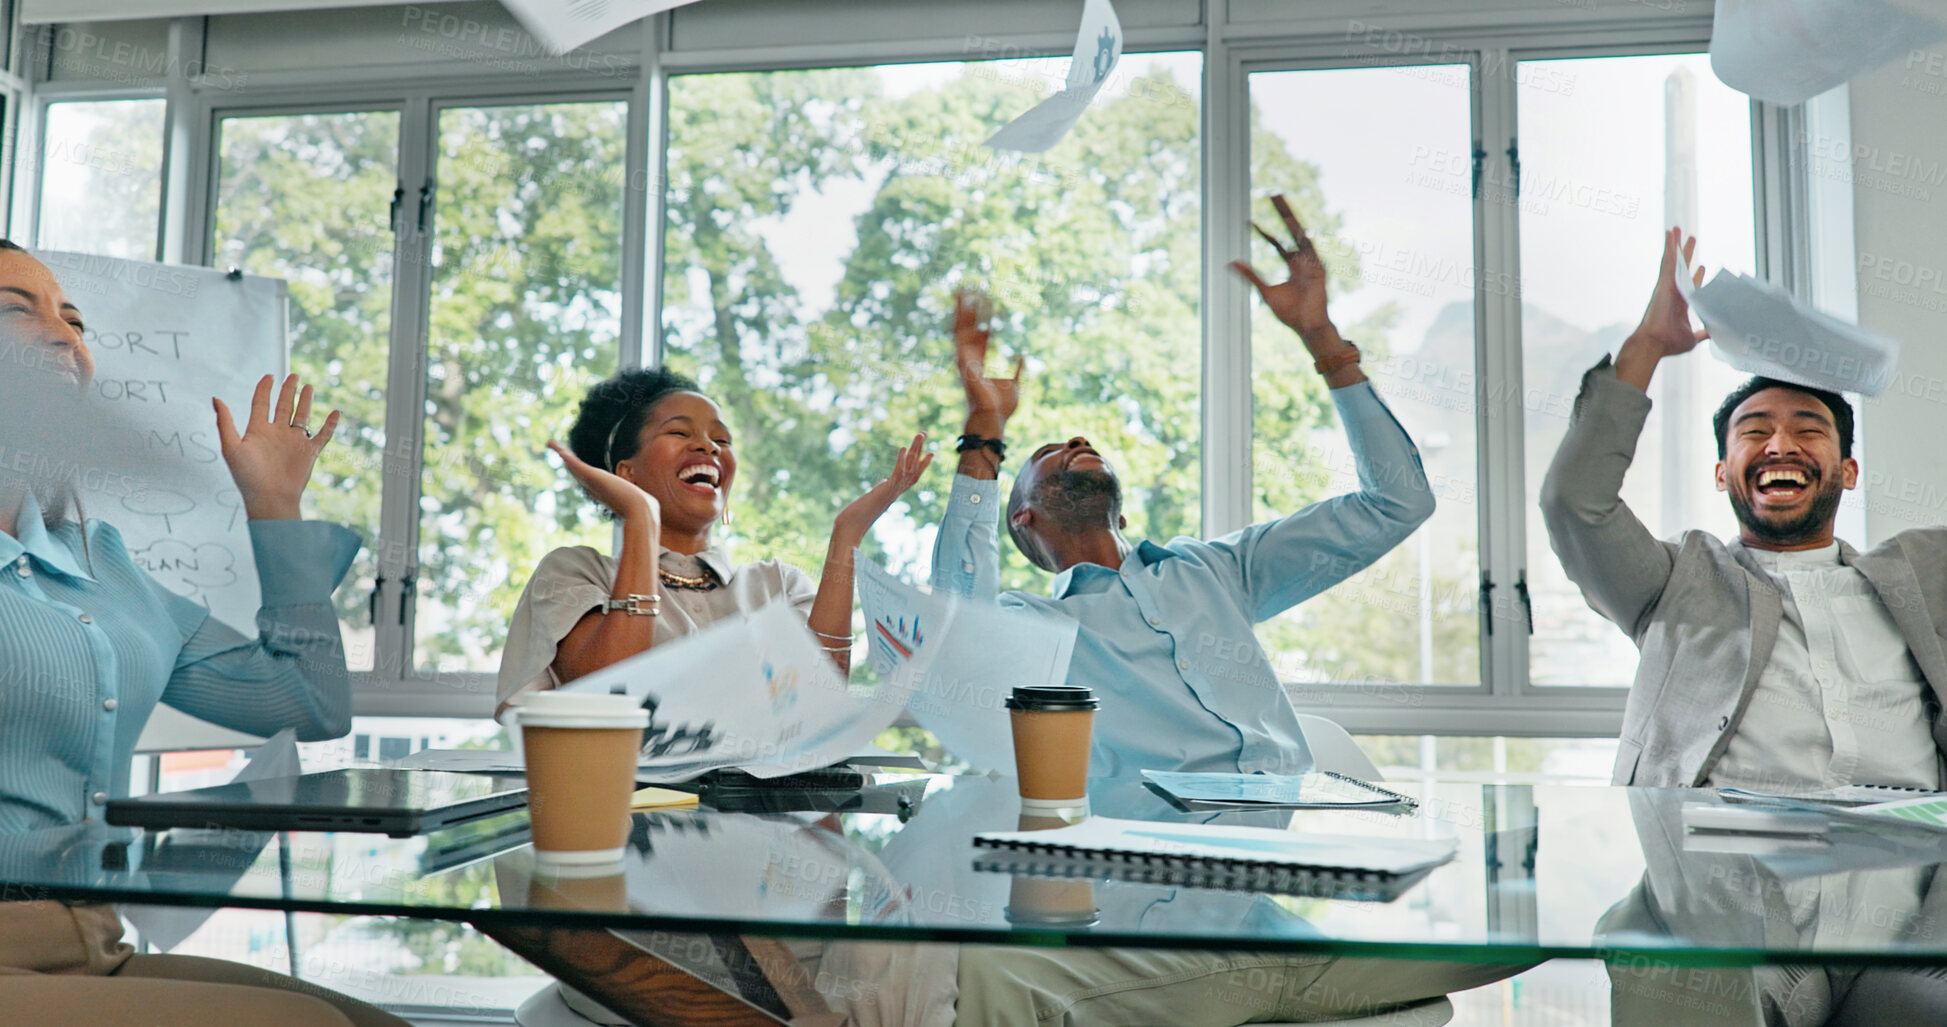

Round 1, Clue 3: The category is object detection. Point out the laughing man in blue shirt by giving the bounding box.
[931,195,1434,778]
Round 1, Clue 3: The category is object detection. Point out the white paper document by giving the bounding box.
[1677,251,1900,396]
[498,0,703,55]
[555,600,910,782]
[983,0,1123,153]
[856,555,1078,772]
[1710,0,1947,106]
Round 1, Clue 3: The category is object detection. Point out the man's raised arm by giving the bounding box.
[1539,228,1708,639]
[930,293,1018,600]
[1208,195,1434,621]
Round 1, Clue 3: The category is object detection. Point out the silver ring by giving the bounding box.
[293,422,313,438]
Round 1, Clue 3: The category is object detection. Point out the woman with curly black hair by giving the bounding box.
[495,366,930,719]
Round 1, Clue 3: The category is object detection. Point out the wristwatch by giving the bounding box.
[602,593,661,616]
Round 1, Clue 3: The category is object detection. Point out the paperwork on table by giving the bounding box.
[983,0,1123,152]
[1711,0,1947,106]
[1707,788,1947,836]
[1140,770,1416,812]
[855,554,1077,773]
[1677,250,1899,396]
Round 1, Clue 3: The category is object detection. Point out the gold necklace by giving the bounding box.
[658,567,719,591]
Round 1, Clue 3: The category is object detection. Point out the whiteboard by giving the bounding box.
[39,251,289,752]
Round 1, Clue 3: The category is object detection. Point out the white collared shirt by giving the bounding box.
[1709,542,1940,792]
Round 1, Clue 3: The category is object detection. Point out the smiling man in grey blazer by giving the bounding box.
[1541,227,1947,792]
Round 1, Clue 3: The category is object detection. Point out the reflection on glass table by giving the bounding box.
[7,777,1947,1022]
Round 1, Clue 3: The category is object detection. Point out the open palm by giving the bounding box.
[835,433,934,541]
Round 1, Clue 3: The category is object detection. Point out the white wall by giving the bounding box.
[1851,45,1947,543]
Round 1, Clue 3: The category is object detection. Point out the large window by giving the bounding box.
[1515,53,1757,688]
[36,98,164,258]
[26,8,1801,734]
[1248,63,1481,690]
[215,109,401,670]
[416,100,628,672]
[662,54,1203,587]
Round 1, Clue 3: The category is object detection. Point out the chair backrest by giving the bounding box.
[1295,714,1383,780]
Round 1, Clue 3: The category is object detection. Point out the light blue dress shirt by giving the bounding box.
[0,492,360,830]
[931,382,1432,777]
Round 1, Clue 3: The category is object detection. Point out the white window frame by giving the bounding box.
[9,1,1839,737]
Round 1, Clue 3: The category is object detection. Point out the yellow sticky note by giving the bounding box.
[631,786,699,810]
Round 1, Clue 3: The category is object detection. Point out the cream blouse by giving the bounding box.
[495,544,816,717]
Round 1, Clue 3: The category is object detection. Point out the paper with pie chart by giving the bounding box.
[983,0,1124,153]
[855,554,1077,772]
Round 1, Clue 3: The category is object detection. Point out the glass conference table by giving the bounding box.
[6,773,1947,1025]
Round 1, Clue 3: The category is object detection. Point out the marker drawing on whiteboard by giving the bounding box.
[130,539,240,601]
[122,486,196,534]
[216,488,245,531]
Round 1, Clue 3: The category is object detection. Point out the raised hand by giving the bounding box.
[834,433,934,543]
[1230,194,1333,339]
[213,373,341,521]
[953,292,1023,424]
[547,440,659,526]
[1614,227,1710,392]
[1635,226,1710,358]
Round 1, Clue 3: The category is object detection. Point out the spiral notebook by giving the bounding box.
[973,818,1455,902]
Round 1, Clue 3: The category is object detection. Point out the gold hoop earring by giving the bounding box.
[721,504,733,527]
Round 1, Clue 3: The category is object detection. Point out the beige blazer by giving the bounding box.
[1540,359,1947,787]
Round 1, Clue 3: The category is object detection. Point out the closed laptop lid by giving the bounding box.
[107,768,529,836]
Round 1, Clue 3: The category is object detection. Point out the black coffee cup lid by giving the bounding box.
[1005,686,1100,711]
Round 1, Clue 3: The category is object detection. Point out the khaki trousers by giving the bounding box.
[0,901,410,1027]
[955,945,1531,1026]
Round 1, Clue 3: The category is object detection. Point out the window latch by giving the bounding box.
[1471,144,1486,199]
[1515,571,1534,635]
[399,567,418,627]
[368,573,387,627]
[416,183,437,233]
[1506,139,1521,199]
[388,186,404,232]
[1479,572,1494,635]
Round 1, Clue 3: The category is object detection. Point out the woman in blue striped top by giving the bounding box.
[0,241,407,1025]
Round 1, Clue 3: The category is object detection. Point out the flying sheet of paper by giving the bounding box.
[120,730,297,952]
[855,554,1078,772]
[983,0,1124,153]
[1710,0,1947,106]
[1676,249,1900,396]
[556,600,909,782]
[498,0,703,55]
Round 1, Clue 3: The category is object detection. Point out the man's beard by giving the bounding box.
[1038,469,1121,532]
[1729,473,1844,546]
